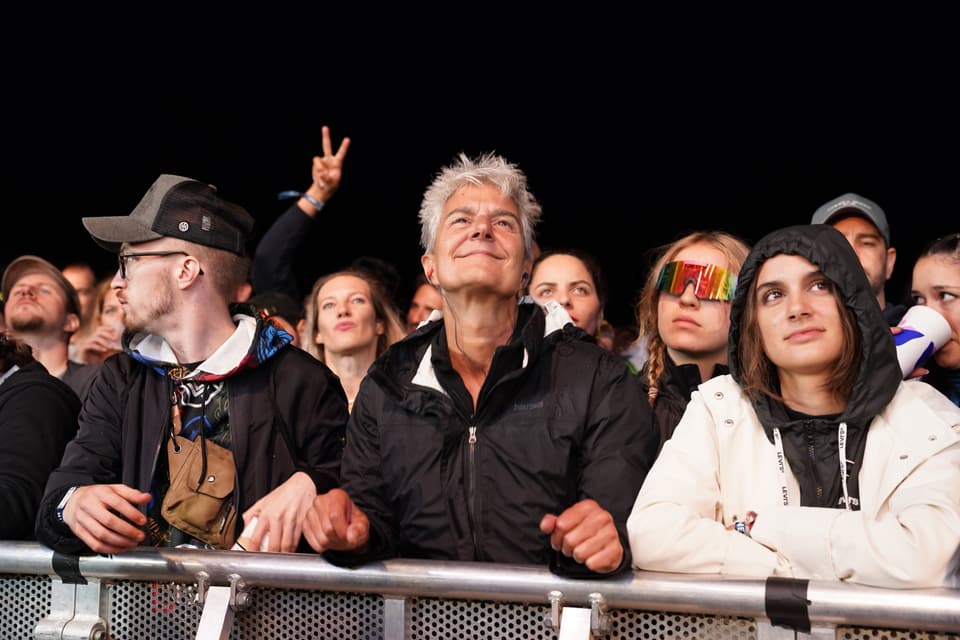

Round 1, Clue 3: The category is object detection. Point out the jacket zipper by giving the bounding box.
[467,424,479,556]
[804,421,824,504]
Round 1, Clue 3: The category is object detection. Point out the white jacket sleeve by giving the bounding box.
[627,390,785,577]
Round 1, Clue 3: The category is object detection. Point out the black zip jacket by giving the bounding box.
[326,303,659,577]
[35,343,347,554]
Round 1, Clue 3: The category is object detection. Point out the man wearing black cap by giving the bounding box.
[36,174,348,555]
[2,254,99,401]
[811,192,906,325]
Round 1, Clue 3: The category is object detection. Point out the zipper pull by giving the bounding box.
[468,426,477,444]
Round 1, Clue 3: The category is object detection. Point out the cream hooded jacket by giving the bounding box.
[627,225,960,588]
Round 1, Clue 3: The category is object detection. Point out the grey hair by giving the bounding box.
[418,152,542,257]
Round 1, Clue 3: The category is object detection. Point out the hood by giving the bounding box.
[123,310,293,381]
[728,224,900,431]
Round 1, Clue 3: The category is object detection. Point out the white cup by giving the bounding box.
[895,305,952,378]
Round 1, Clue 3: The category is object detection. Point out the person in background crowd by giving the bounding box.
[36,174,348,555]
[635,231,750,447]
[71,277,125,365]
[811,193,906,325]
[527,248,609,348]
[251,125,349,303]
[2,255,100,401]
[303,152,659,577]
[910,232,960,406]
[247,291,305,349]
[0,334,80,539]
[628,224,960,588]
[405,272,443,333]
[62,261,98,330]
[301,270,405,411]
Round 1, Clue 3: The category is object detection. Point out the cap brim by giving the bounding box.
[82,216,163,253]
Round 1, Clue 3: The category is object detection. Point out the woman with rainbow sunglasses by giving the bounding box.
[635,231,751,449]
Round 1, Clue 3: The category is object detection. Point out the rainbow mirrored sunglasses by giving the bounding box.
[655,260,738,301]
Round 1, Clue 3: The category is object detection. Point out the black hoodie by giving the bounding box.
[727,225,902,509]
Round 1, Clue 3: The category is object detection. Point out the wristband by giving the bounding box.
[300,193,326,210]
[56,486,79,523]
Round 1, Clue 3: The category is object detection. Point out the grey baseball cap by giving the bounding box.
[811,192,890,245]
[82,174,254,255]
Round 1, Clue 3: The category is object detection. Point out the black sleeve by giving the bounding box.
[323,375,398,566]
[251,203,317,299]
[35,358,129,553]
[552,349,659,579]
[0,376,80,540]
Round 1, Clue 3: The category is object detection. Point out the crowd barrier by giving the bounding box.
[0,541,957,639]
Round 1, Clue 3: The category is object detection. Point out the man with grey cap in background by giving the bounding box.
[812,192,906,325]
[2,255,99,401]
[36,174,348,556]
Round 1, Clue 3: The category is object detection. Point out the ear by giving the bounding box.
[885,246,896,281]
[63,312,80,334]
[376,319,385,336]
[520,258,533,286]
[175,257,204,290]
[421,254,437,285]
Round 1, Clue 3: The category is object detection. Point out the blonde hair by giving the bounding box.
[635,231,751,405]
[302,270,406,363]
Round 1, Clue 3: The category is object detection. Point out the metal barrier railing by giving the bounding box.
[1,541,957,639]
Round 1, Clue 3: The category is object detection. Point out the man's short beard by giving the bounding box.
[9,314,44,333]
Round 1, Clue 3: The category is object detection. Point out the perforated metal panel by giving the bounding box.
[3,575,958,639]
[0,574,52,640]
[408,597,757,640]
[409,597,558,639]
[107,580,383,639]
[837,627,960,640]
[607,610,756,639]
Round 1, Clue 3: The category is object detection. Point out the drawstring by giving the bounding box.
[773,422,853,510]
[195,391,208,492]
[838,422,851,511]
[772,428,789,506]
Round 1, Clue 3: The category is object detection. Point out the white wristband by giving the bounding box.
[56,486,79,523]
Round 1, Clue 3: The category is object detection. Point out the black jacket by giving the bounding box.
[641,356,728,449]
[35,334,348,554]
[328,302,659,577]
[0,361,80,539]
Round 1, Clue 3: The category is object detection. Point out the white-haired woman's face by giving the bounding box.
[422,183,531,299]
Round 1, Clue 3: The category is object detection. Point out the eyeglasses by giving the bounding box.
[117,251,202,279]
[655,260,738,301]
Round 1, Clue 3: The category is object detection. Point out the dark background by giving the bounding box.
[4,34,956,328]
